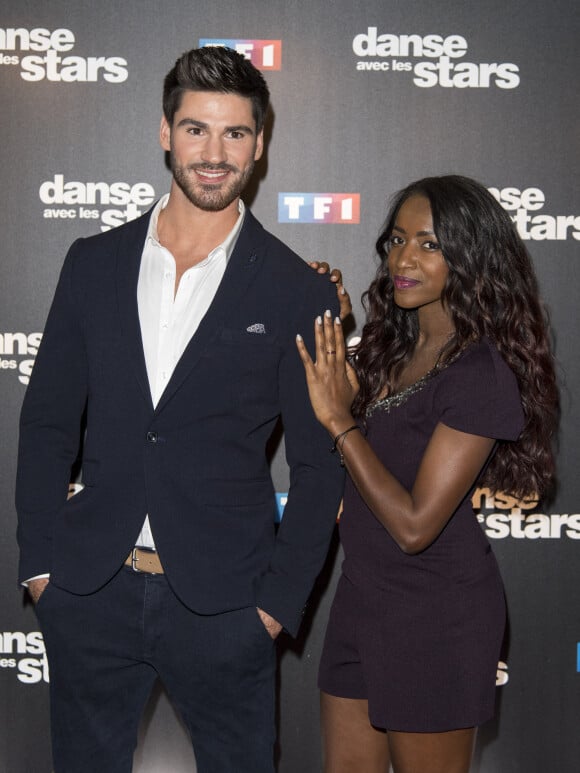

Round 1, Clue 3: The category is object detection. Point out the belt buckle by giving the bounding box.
[129,546,160,574]
[130,547,142,573]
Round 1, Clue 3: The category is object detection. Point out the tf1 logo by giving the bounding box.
[199,39,282,70]
[278,193,361,224]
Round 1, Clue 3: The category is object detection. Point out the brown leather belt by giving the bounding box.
[125,547,164,574]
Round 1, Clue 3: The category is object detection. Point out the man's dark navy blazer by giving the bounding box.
[16,207,344,636]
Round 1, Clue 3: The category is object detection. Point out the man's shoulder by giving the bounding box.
[243,210,324,287]
[243,209,299,259]
[70,207,152,257]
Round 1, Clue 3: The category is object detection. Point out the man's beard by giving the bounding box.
[170,149,255,212]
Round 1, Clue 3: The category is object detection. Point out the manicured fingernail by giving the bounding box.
[340,287,346,294]
[325,309,332,317]
[316,316,322,325]
[296,333,303,341]
[335,317,342,325]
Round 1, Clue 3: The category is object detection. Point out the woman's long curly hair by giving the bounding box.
[351,175,559,499]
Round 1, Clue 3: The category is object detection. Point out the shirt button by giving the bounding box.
[146,431,158,443]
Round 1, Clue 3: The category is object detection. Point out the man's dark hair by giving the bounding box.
[163,46,270,132]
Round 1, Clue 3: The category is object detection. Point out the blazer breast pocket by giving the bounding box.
[218,326,277,346]
[212,327,280,364]
[206,327,282,410]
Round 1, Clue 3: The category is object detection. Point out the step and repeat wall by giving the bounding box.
[1,1,578,771]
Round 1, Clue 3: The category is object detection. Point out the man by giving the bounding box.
[16,47,345,773]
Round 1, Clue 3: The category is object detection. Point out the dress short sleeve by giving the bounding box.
[434,338,524,441]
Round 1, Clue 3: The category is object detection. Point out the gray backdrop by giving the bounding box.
[1,1,578,771]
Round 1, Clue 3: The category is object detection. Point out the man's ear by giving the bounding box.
[160,115,171,151]
[254,130,264,162]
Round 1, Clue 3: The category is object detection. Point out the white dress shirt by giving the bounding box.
[135,194,245,549]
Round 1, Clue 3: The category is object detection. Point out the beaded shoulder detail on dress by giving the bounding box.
[365,350,464,418]
[364,342,466,418]
[365,369,438,418]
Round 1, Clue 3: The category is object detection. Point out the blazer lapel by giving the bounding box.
[154,210,265,415]
[115,209,154,410]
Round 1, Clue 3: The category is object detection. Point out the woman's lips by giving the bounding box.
[393,275,420,289]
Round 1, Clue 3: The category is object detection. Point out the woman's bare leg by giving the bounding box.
[388,727,476,773]
[321,691,391,773]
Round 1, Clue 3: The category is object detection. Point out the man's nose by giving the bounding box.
[201,134,226,164]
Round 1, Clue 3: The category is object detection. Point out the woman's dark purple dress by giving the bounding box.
[319,338,524,732]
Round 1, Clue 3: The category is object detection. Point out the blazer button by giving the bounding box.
[146,431,158,443]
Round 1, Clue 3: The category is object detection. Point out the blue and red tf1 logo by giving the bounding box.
[199,39,282,70]
[278,193,361,224]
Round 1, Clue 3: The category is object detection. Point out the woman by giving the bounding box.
[296,175,558,773]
